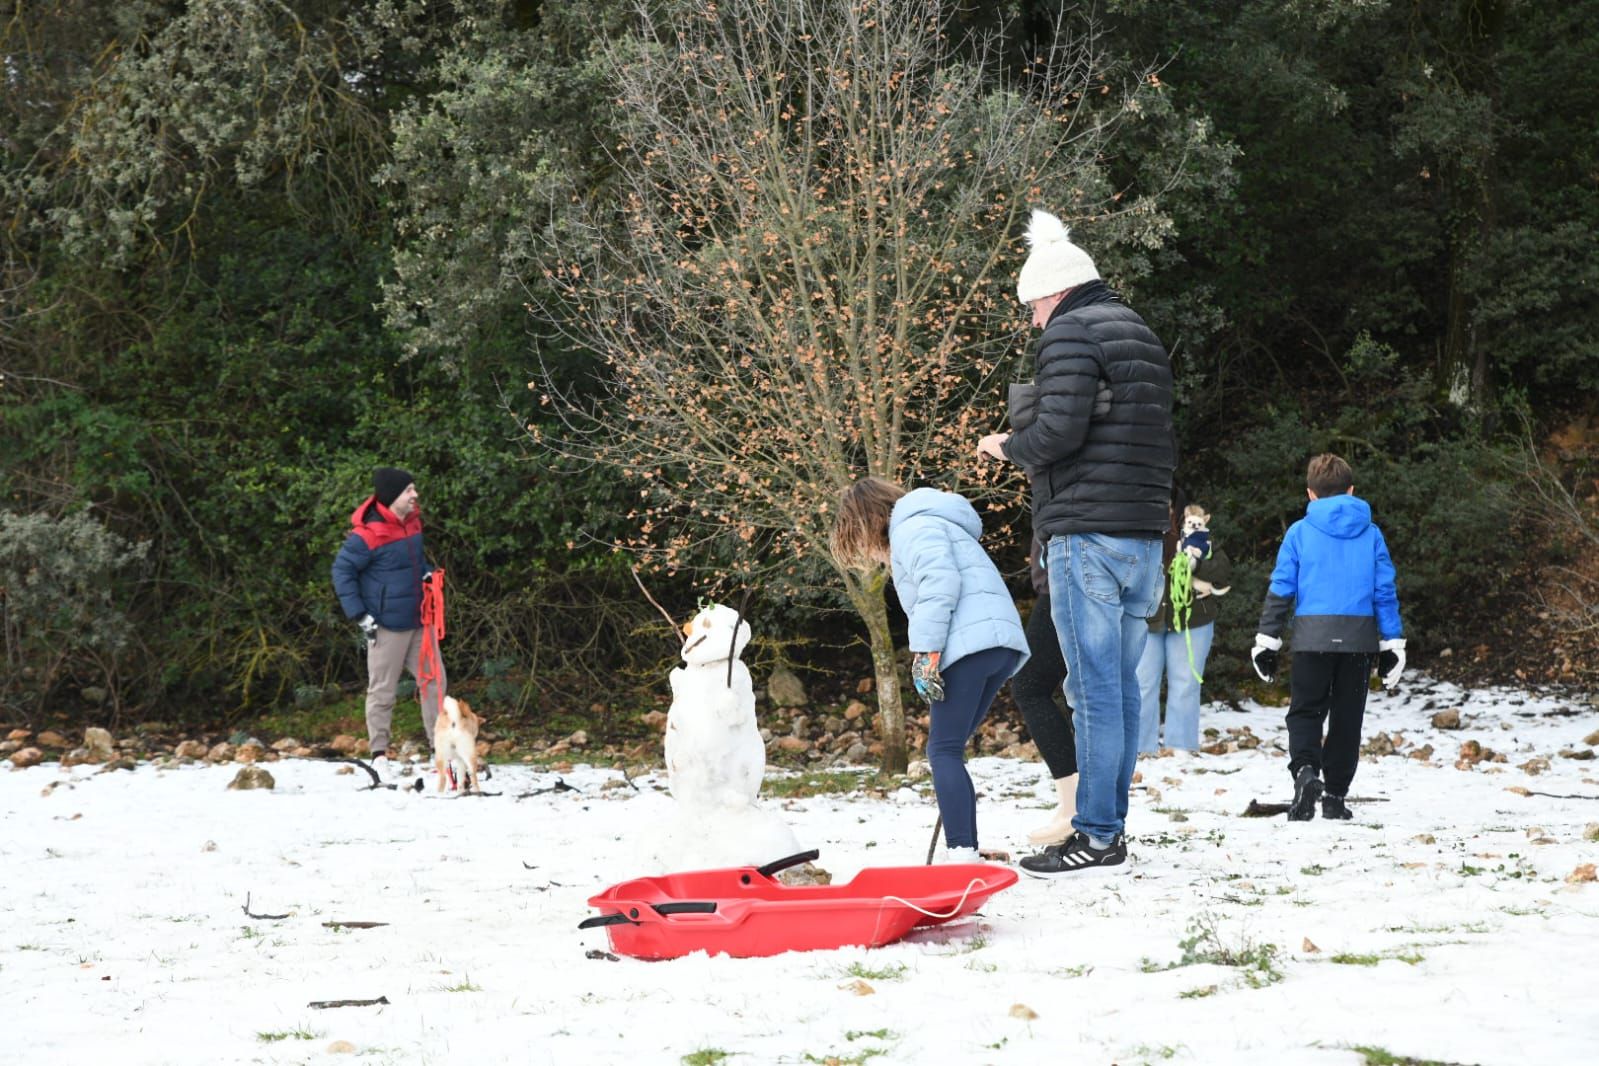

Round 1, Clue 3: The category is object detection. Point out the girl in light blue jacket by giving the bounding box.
[833,477,1029,860]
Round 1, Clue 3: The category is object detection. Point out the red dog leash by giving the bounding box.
[418,568,446,716]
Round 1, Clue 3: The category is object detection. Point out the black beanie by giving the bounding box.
[373,467,414,508]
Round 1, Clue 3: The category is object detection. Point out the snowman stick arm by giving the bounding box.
[630,565,682,644]
[727,586,753,689]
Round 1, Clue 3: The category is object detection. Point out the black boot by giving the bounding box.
[1288,765,1322,822]
[1321,794,1353,820]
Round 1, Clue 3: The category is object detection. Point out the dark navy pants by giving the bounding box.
[928,646,1024,849]
[1286,651,1371,797]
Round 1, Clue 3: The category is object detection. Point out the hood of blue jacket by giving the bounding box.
[889,487,982,541]
[1305,494,1372,539]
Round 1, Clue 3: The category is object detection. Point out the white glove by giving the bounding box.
[357,613,379,648]
[1250,633,1281,682]
[1378,638,1406,688]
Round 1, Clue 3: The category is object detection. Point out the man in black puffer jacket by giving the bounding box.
[978,209,1175,877]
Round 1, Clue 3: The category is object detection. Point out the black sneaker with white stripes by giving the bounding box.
[1019,831,1128,878]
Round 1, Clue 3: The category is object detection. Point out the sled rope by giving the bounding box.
[418,568,446,716]
[1168,553,1203,684]
[884,877,988,920]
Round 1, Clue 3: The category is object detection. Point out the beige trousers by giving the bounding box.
[365,625,446,755]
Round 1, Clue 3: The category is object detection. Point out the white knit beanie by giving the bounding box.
[1015,209,1099,305]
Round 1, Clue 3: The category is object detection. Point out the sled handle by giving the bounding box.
[754,849,820,879]
[578,912,639,930]
[652,901,718,915]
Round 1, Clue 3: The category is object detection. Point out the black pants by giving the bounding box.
[1011,593,1077,779]
[1286,651,1371,797]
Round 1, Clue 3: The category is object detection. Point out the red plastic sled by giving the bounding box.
[579,850,1018,960]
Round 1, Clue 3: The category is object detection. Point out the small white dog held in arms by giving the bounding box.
[434,695,483,793]
[1181,504,1232,598]
[653,602,801,870]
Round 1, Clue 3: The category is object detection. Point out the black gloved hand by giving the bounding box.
[1378,638,1406,688]
[1250,633,1281,682]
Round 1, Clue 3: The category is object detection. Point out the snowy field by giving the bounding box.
[3,677,1597,1066]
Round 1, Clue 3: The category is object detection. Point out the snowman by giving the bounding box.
[650,602,802,871]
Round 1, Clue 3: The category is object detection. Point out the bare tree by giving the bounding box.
[532,0,1208,771]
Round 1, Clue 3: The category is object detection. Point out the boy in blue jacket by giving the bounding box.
[833,477,1029,861]
[1250,454,1405,821]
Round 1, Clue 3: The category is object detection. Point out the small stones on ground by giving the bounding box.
[227,766,275,790]
[765,664,809,707]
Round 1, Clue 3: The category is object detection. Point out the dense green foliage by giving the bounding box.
[2,0,1592,728]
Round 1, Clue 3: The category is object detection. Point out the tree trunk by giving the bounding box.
[1438,0,1506,409]
[850,570,908,775]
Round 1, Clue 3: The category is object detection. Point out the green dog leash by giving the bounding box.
[1168,552,1204,684]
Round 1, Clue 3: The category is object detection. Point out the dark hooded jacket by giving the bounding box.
[331,497,433,631]
[1002,280,1175,538]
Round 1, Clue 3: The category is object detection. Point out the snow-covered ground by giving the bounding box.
[3,678,1596,1066]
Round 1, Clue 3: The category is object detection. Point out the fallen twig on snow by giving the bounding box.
[326,756,395,790]
[515,778,580,799]
[322,921,388,930]
[241,892,291,921]
[1507,786,1599,800]
[1243,796,1392,817]
[308,996,389,1009]
[1241,800,1291,818]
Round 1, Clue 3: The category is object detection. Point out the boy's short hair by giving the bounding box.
[1306,453,1354,497]
[831,476,905,569]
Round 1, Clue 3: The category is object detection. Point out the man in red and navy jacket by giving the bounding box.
[331,467,446,775]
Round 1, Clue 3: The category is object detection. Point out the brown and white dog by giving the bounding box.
[434,695,483,793]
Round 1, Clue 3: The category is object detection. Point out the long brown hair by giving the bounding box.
[831,477,905,568]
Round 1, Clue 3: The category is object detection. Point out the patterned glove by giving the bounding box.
[1378,638,1406,688]
[357,613,379,649]
[1250,633,1281,683]
[911,651,945,703]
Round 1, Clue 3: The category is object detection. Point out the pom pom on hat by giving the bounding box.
[1015,209,1099,305]
[373,467,414,508]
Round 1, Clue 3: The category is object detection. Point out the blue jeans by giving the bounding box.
[1047,533,1163,844]
[928,646,1023,850]
[1136,623,1215,753]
